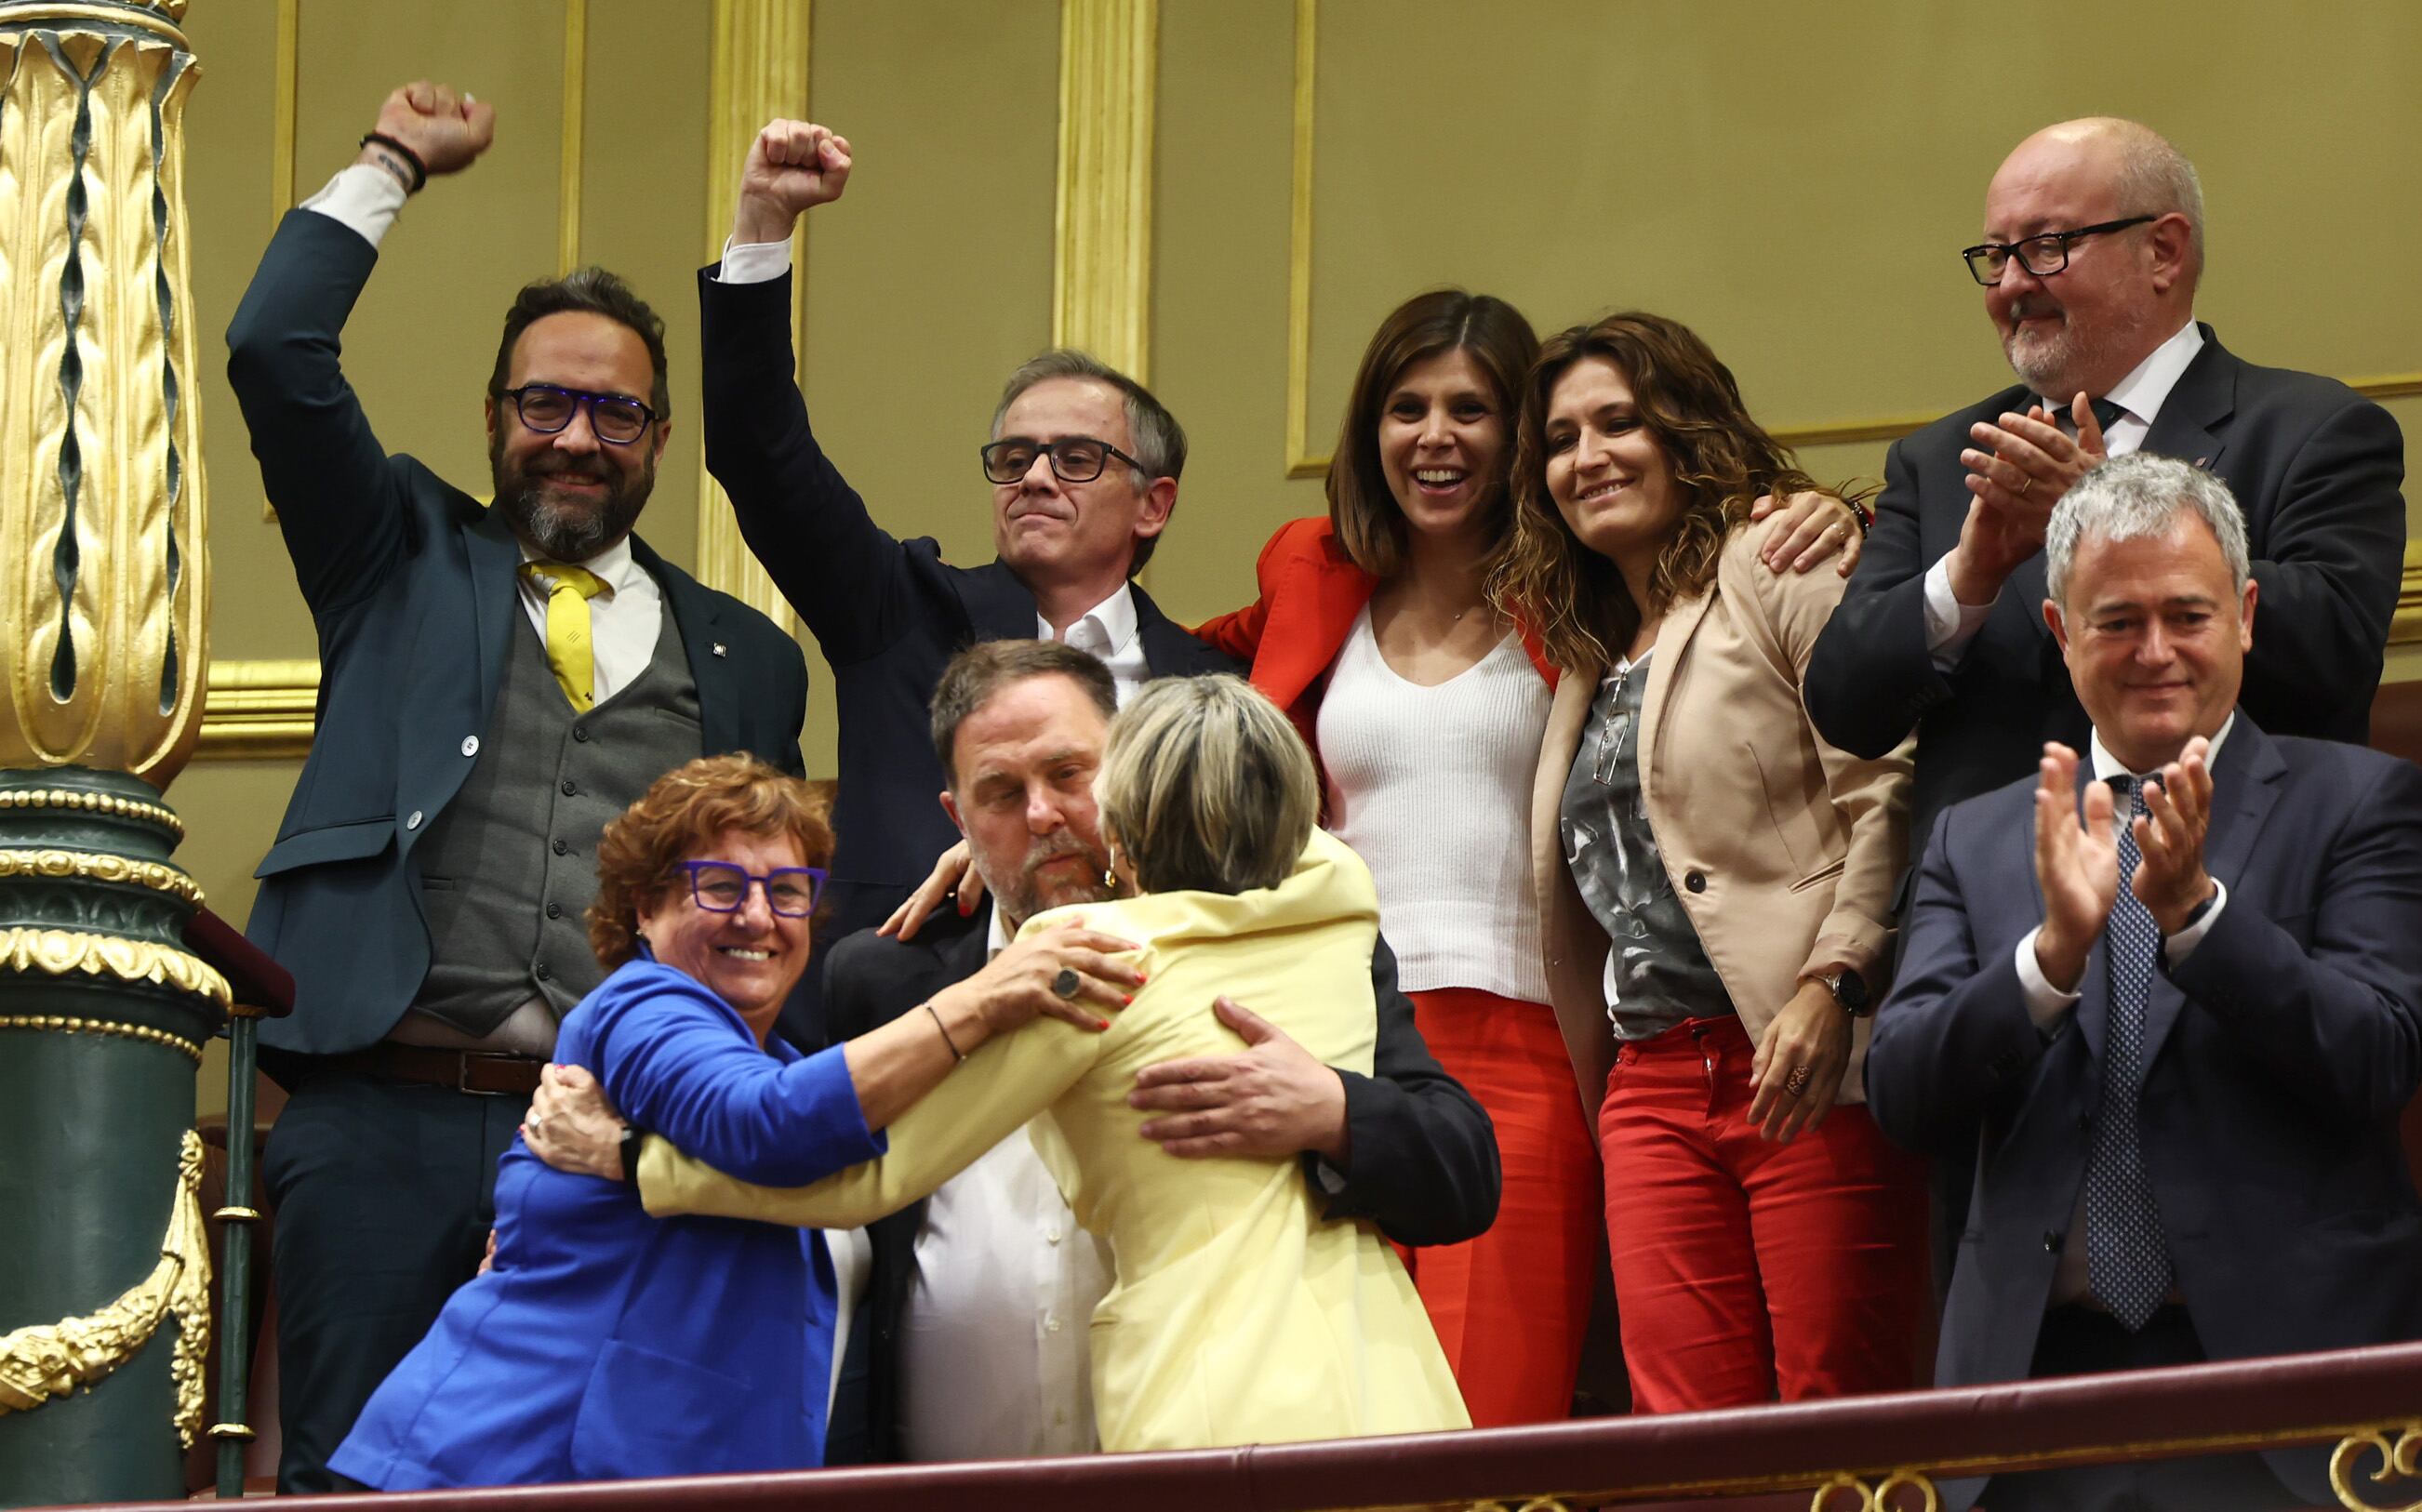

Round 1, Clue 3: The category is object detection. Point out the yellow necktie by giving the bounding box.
[520,562,612,710]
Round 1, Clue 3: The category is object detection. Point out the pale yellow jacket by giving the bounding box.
[636,828,1469,1452]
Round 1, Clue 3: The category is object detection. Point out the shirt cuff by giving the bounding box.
[1923,555,1997,670]
[2015,926,2082,1037]
[717,235,792,285]
[2161,881,2228,965]
[299,164,408,250]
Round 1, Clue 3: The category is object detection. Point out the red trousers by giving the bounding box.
[1598,1015,1924,1413]
[1398,988,1602,1426]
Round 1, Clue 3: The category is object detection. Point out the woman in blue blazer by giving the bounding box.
[328,754,1132,1488]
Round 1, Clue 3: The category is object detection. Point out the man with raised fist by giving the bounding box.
[225,82,808,1492]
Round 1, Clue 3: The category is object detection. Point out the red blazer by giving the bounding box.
[1194,517,1556,772]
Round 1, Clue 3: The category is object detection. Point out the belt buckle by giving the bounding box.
[456,1051,525,1097]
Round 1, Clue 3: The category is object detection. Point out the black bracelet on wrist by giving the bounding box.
[358,131,428,192]
[617,1124,645,1184]
[924,1000,967,1063]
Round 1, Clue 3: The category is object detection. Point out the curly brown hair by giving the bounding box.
[1486,312,1857,671]
[586,754,835,970]
[1328,289,1538,578]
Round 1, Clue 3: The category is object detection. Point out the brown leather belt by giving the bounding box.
[328,1042,543,1097]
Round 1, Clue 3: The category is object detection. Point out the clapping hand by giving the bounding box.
[2130,736,2217,935]
[1947,395,2109,604]
[2030,742,2120,996]
[733,119,853,245]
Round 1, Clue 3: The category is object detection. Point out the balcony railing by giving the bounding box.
[86,1337,2422,1511]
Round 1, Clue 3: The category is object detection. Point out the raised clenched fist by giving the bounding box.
[368,79,496,179]
[731,119,853,245]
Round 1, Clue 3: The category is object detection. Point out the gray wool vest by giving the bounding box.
[408,597,702,1037]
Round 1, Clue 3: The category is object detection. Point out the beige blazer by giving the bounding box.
[1529,515,1914,1118]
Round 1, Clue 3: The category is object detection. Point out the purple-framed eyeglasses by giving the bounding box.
[673,860,827,918]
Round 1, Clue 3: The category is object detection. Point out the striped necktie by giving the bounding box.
[520,562,612,710]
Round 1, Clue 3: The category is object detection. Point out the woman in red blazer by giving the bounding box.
[1194,291,1584,1426]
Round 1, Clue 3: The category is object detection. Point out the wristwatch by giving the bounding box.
[618,1124,645,1184]
[1815,968,1871,1017]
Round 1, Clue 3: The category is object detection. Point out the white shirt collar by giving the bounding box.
[518,532,643,596]
[2087,709,2237,784]
[2074,318,2203,429]
[984,904,1012,962]
[1041,581,1139,659]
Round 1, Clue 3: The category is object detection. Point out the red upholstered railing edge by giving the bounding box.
[80,1337,2422,1510]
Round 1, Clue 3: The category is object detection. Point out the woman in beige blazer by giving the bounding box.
[1489,312,1924,1413]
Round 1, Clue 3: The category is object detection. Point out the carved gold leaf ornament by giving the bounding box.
[2334,1423,2422,1511]
[0,1130,211,1447]
[0,927,231,1008]
[0,14,207,786]
[0,846,203,902]
[1813,1470,1942,1512]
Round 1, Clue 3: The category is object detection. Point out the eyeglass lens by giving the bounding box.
[688,863,820,916]
[983,438,1111,484]
[518,386,651,444]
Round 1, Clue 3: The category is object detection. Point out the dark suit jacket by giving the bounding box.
[225,211,808,1057]
[697,269,1233,1006]
[1805,327,2405,855]
[818,908,1499,1464]
[1865,719,2422,1507]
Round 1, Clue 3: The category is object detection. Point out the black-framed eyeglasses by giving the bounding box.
[1960,216,2158,285]
[497,384,660,445]
[980,435,1149,485]
[673,860,828,918]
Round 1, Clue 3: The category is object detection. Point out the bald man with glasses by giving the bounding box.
[1805,116,2405,863]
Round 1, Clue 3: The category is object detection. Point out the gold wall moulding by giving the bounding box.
[694,0,806,632]
[0,848,203,904]
[0,1129,211,1448]
[2395,542,2422,650]
[0,789,186,841]
[1052,0,1157,382]
[270,0,298,231]
[558,0,589,273]
[0,929,231,1012]
[196,657,317,759]
[0,1013,206,1064]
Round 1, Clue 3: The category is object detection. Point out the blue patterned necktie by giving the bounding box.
[2085,775,2176,1330]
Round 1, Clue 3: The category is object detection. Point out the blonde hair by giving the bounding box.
[1098,675,1317,895]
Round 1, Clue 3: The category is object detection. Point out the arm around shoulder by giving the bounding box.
[1317,935,1501,1246]
[1803,439,1954,759]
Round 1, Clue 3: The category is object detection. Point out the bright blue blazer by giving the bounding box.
[329,956,883,1487]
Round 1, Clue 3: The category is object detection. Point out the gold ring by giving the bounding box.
[2015,473,2034,497]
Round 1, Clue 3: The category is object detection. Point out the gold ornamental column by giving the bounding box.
[0,1,222,1505]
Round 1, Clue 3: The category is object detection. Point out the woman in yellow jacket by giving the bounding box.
[632,675,1466,1452]
[1492,312,1925,1412]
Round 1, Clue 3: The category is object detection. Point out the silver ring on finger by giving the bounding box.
[1785,1065,1813,1096]
[1051,967,1081,1001]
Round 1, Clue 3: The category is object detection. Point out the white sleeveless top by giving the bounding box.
[1316,604,1552,1001]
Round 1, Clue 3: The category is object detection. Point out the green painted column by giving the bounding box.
[0,1,217,1505]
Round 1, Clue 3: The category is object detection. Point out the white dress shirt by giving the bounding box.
[896,907,1113,1461]
[1923,319,2207,666]
[513,539,664,707]
[1041,584,1149,709]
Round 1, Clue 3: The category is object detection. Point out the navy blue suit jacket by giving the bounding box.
[226,212,808,1057]
[696,268,1234,1036]
[1866,719,2422,1506]
[1805,328,2406,856]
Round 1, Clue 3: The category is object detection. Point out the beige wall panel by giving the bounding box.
[583,0,713,573]
[1150,0,2418,637]
[792,0,1062,776]
[181,0,303,663]
[1148,0,1302,624]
